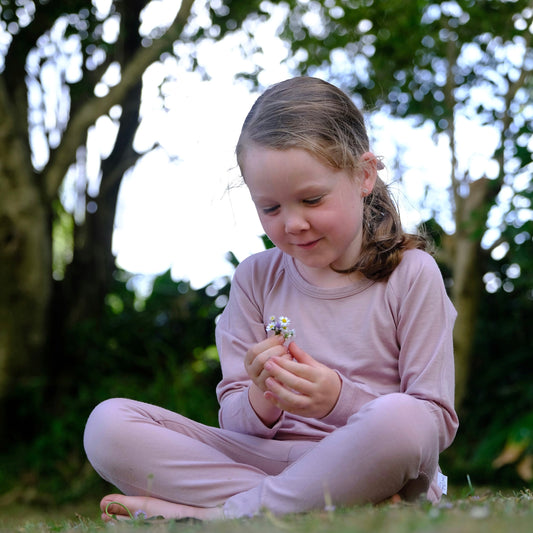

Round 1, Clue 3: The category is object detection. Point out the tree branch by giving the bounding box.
[43,0,196,202]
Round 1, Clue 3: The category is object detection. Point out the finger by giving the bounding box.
[264,359,314,395]
[267,355,318,384]
[264,377,308,411]
[245,336,283,363]
[245,336,286,374]
[288,342,317,366]
[260,334,286,350]
[254,346,289,379]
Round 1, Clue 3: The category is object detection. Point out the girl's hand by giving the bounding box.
[244,335,290,426]
[262,342,342,419]
[244,335,289,392]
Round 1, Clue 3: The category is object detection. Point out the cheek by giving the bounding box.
[340,194,364,219]
[329,201,363,235]
[257,215,280,240]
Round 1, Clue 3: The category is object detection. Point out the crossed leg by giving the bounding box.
[85,394,441,521]
[84,398,306,521]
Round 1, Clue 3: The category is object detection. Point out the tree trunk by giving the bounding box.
[47,1,146,401]
[450,177,495,409]
[0,1,196,430]
[0,85,51,439]
[450,225,483,410]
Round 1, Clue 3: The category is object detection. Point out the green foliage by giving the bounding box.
[272,1,530,115]
[446,245,533,487]
[0,269,229,503]
[72,270,226,422]
[51,200,74,280]
[260,233,275,250]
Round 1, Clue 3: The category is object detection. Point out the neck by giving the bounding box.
[295,261,362,288]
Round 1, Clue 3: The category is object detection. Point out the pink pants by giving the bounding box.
[83,393,442,518]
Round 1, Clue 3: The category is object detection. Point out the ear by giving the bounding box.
[359,152,379,197]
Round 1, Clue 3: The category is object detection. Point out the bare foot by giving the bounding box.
[377,493,402,507]
[100,494,225,522]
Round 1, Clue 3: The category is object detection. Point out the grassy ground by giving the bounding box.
[1,489,532,533]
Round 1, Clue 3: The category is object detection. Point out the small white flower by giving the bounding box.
[265,315,295,340]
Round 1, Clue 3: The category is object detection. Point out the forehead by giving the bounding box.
[241,146,338,180]
[241,146,354,200]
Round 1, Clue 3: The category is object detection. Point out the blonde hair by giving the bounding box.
[236,77,427,281]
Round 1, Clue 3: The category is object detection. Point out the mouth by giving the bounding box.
[294,238,321,250]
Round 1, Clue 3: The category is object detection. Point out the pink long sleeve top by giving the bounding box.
[215,247,458,453]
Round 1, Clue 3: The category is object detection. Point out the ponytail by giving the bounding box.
[334,177,428,280]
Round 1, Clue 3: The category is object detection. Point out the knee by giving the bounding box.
[83,398,132,467]
[350,394,439,464]
[343,394,439,502]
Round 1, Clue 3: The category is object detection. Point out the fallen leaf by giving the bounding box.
[492,440,528,469]
[516,454,533,482]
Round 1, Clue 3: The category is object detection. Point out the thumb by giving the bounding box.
[288,342,316,365]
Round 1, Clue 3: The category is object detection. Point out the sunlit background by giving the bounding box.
[19,0,522,290]
[2,1,533,514]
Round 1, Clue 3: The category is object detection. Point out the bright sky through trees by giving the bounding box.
[57,1,520,289]
[108,62,499,290]
[92,64,497,289]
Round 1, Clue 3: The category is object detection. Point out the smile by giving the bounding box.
[294,239,321,250]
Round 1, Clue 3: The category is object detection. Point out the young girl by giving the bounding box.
[84,77,458,521]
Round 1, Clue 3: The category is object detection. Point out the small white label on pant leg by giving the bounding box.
[437,472,448,495]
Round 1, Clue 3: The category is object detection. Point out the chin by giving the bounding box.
[297,258,334,270]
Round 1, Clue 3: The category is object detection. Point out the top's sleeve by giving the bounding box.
[214,257,286,437]
[315,250,458,453]
[392,251,459,451]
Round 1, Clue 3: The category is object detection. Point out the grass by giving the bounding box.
[1,489,532,533]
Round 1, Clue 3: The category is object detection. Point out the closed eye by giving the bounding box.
[303,196,323,206]
[262,205,280,215]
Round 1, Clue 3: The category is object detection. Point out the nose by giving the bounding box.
[284,209,310,234]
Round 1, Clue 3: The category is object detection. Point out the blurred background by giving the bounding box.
[0,0,532,508]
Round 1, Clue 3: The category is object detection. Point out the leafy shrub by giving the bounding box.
[0,270,229,502]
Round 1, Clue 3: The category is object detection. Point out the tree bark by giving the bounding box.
[0,0,195,436]
[449,178,493,408]
[0,81,52,435]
